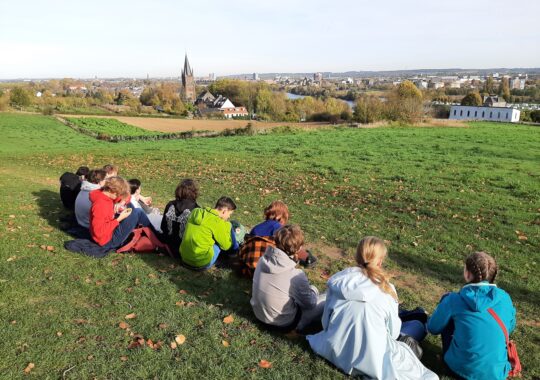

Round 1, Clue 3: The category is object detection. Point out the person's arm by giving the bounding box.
[388,285,401,339]
[427,293,454,335]
[290,271,319,310]
[213,220,233,251]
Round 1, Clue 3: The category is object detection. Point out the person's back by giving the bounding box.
[180,198,235,268]
[428,251,516,380]
[308,237,438,380]
[60,172,82,210]
[251,245,315,326]
[75,169,106,229]
[428,283,515,379]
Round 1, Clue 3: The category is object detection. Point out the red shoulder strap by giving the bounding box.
[488,308,509,345]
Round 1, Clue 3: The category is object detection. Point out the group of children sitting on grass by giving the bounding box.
[59,166,517,380]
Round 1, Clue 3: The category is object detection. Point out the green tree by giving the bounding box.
[387,80,424,123]
[484,76,495,94]
[461,92,483,106]
[9,87,32,108]
[499,77,511,102]
[354,96,384,124]
[397,80,423,101]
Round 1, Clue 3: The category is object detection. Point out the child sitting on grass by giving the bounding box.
[307,237,437,379]
[240,201,316,277]
[428,251,516,380]
[250,224,325,333]
[89,176,152,250]
[59,165,89,210]
[127,178,162,232]
[180,196,238,269]
[75,169,107,229]
[161,179,200,255]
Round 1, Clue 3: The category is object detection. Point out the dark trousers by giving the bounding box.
[399,308,428,342]
[102,206,152,251]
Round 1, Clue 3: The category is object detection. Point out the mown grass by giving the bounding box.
[0,113,538,379]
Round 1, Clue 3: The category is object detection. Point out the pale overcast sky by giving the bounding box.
[1,0,539,78]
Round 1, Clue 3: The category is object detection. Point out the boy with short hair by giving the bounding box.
[180,196,238,269]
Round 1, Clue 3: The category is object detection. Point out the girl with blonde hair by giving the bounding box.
[308,237,438,379]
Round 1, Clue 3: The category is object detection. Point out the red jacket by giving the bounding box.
[89,189,119,246]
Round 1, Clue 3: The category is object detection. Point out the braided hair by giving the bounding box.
[465,251,498,283]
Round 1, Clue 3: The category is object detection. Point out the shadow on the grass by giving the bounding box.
[138,253,315,349]
[32,189,74,230]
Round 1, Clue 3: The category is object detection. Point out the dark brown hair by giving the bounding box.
[465,251,498,283]
[264,201,289,224]
[88,169,107,185]
[128,178,141,195]
[175,179,199,201]
[76,166,90,178]
[215,196,236,211]
[274,224,304,256]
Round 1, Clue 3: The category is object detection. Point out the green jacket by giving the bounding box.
[180,207,233,267]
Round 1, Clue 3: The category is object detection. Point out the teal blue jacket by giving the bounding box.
[428,283,516,380]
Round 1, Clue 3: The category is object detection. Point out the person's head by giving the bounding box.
[356,236,397,301]
[88,169,107,186]
[274,224,305,258]
[175,179,199,201]
[215,196,236,221]
[76,166,90,180]
[128,178,141,195]
[264,201,289,225]
[101,176,130,201]
[464,251,498,284]
[103,164,119,178]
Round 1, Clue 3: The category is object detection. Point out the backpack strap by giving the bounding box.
[488,308,509,345]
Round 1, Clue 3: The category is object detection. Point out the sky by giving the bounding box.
[1,0,539,79]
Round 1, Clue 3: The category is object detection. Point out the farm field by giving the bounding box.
[0,113,539,379]
[62,114,330,133]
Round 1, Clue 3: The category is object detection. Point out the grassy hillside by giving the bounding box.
[0,113,538,379]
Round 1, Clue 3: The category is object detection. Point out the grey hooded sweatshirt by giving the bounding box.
[75,181,101,228]
[251,245,319,327]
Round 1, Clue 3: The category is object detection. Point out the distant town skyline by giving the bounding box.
[1,0,539,79]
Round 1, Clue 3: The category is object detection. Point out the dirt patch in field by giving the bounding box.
[390,269,448,304]
[305,242,347,260]
[62,114,331,133]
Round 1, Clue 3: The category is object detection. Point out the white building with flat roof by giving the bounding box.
[449,106,520,123]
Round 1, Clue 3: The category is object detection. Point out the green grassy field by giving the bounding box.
[0,113,538,379]
[65,117,163,138]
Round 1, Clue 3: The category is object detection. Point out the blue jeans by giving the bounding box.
[200,244,221,269]
[401,320,427,342]
[102,206,152,250]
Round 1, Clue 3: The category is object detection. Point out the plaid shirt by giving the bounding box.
[238,235,276,278]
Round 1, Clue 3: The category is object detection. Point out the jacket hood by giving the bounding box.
[459,283,500,312]
[258,246,297,274]
[327,267,384,302]
[189,207,217,226]
[81,181,101,192]
[89,189,107,203]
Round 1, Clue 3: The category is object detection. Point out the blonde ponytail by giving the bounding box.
[356,236,398,301]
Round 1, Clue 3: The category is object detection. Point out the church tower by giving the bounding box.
[181,54,196,103]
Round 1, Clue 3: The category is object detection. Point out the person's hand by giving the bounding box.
[141,195,152,206]
[117,208,132,222]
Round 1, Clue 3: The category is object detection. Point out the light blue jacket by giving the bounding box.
[428,283,516,380]
[307,267,438,380]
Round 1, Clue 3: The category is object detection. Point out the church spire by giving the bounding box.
[183,53,193,76]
